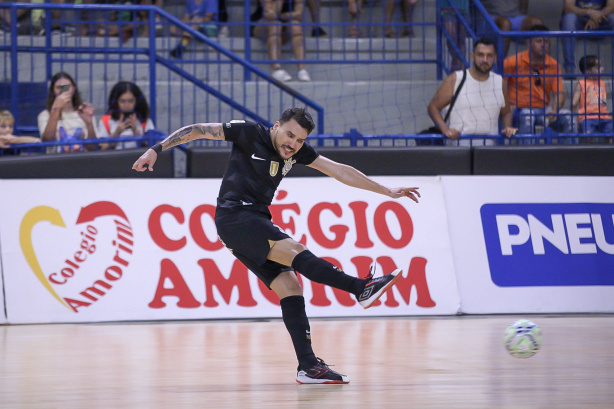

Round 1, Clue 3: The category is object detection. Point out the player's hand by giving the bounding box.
[132,148,157,172]
[388,187,420,203]
[501,127,518,138]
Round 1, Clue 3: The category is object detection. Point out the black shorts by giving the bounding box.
[215,206,294,288]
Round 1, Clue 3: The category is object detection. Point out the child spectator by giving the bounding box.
[0,110,41,149]
[170,0,218,59]
[37,72,98,152]
[97,81,155,150]
[572,55,613,134]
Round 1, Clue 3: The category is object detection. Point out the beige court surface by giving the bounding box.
[1,315,613,409]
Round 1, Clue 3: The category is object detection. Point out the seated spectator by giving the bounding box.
[37,72,98,152]
[0,110,41,149]
[384,0,418,38]
[97,81,155,150]
[503,25,572,135]
[480,0,543,56]
[251,0,311,82]
[441,0,471,71]
[427,37,516,146]
[572,55,613,134]
[560,0,614,74]
[346,0,363,37]
[170,0,218,58]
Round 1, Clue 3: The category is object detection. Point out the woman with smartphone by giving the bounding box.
[37,72,98,152]
[97,81,155,150]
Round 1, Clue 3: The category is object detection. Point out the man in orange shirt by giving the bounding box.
[503,25,572,134]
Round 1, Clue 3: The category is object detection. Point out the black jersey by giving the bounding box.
[217,121,319,210]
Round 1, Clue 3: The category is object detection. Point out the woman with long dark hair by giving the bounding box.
[97,81,155,149]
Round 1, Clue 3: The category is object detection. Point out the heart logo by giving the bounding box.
[19,201,134,313]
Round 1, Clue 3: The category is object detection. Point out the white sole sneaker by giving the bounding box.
[358,268,403,309]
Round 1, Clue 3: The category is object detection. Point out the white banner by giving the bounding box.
[443,176,614,313]
[0,177,459,324]
[0,260,5,324]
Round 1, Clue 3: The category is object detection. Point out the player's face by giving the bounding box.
[271,118,308,159]
[472,44,496,74]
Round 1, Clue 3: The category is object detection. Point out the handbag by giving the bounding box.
[419,68,467,135]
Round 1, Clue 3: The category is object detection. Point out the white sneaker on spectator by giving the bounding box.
[297,69,311,82]
[272,69,292,82]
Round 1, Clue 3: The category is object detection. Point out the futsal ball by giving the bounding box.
[504,319,542,358]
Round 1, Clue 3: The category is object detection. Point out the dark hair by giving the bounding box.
[529,24,550,32]
[578,55,599,74]
[279,107,315,134]
[106,81,150,121]
[473,37,496,53]
[46,72,83,112]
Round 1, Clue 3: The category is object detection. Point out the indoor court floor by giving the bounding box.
[1,315,613,408]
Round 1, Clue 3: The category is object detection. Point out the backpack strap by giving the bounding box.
[101,114,111,134]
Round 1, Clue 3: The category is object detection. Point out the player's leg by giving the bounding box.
[268,238,403,308]
[270,271,349,384]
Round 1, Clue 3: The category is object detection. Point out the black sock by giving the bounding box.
[291,250,365,296]
[280,295,318,369]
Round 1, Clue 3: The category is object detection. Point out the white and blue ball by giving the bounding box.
[504,319,542,358]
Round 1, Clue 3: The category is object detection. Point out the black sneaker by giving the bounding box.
[357,267,402,308]
[170,43,185,59]
[296,358,349,384]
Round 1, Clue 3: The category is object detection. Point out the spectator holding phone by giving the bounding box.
[38,72,98,152]
[97,81,155,149]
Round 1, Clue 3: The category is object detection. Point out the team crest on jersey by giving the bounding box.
[270,161,279,176]
[282,158,296,176]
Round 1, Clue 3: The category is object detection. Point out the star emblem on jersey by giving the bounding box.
[251,153,265,161]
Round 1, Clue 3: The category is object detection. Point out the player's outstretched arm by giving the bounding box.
[132,123,225,172]
[308,155,420,203]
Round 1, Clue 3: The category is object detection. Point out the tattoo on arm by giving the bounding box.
[163,123,223,149]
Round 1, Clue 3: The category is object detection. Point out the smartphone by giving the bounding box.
[122,111,135,120]
[58,84,70,93]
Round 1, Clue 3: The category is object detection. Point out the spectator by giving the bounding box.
[560,0,614,74]
[428,37,516,146]
[0,110,41,149]
[503,25,572,135]
[441,0,470,71]
[170,0,218,58]
[37,72,98,152]
[480,0,543,57]
[572,55,613,134]
[306,0,326,37]
[97,81,155,150]
[347,0,363,37]
[384,0,418,38]
[251,0,311,82]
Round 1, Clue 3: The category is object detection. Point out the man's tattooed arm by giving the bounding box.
[159,123,224,150]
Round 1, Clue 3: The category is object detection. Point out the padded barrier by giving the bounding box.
[187,147,474,177]
[472,146,614,176]
[0,149,174,178]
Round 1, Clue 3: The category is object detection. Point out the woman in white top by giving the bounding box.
[97,81,155,150]
[38,72,97,152]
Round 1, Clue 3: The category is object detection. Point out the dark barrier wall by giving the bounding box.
[187,147,474,177]
[472,146,614,176]
[0,149,174,178]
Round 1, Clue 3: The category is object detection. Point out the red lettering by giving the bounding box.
[48,272,66,285]
[308,203,349,249]
[80,280,112,301]
[149,205,187,251]
[349,201,374,248]
[189,205,223,251]
[64,297,91,313]
[374,202,413,248]
[377,256,435,308]
[149,259,200,308]
[104,265,123,281]
[198,259,257,307]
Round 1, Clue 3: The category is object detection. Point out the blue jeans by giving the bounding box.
[514,108,572,134]
[560,13,614,73]
[579,118,614,134]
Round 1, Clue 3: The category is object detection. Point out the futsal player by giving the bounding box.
[132,107,421,384]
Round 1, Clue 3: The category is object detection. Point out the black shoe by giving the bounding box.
[296,358,349,384]
[357,267,402,308]
[311,27,327,37]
